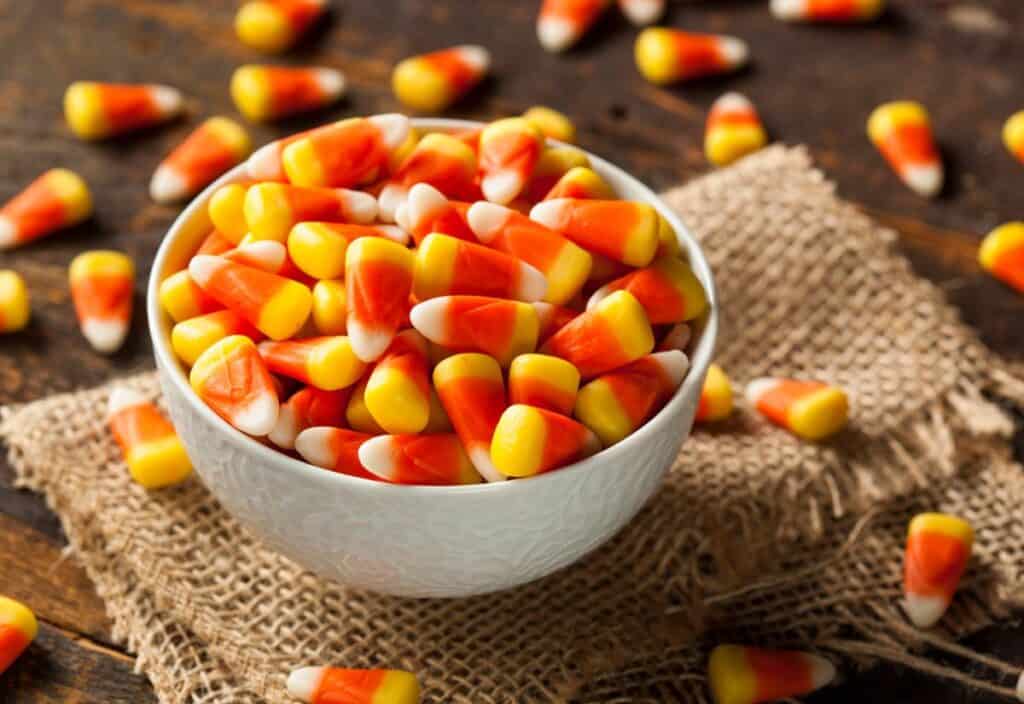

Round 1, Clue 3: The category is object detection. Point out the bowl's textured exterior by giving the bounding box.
[148,119,719,597]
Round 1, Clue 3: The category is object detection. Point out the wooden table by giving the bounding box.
[1,1,1022,701]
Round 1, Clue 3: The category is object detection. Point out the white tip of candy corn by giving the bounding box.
[338,189,379,224]
[347,317,393,362]
[232,389,279,436]
[151,85,184,117]
[482,170,526,205]
[455,45,491,74]
[903,164,943,198]
[188,255,224,289]
[745,377,781,405]
[82,319,129,354]
[246,142,283,180]
[234,240,287,272]
[377,224,411,245]
[357,435,399,481]
[408,297,448,343]
[621,0,665,26]
[107,386,147,418]
[369,113,411,153]
[770,0,808,21]
[650,350,690,387]
[286,666,324,703]
[713,91,754,112]
[466,201,512,243]
[513,260,549,302]
[267,402,298,450]
[807,654,837,689]
[537,17,580,53]
[404,183,447,229]
[377,183,409,223]
[470,447,507,483]
[0,216,16,250]
[528,198,568,230]
[149,165,189,204]
[719,37,750,69]
[902,593,949,629]
[313,68,347,101]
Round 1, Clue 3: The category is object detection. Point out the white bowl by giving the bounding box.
[147,118,719,597]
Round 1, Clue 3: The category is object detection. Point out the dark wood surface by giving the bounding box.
[1,1,1021,701]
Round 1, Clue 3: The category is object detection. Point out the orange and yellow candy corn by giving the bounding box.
[705,93,768,167]
[478,118,545,205]
[392,45,490,112]
[575,350,687,445]
[345,376,385,434]
[867,101,943,198]
[708,644,836,704]
[244,183,378,241]
[523,106,577,144]
[0,595,37,676]
[282,114,410,188]
[398,183,475,243]
[414,233,548,302]
[434,353,508,482]
[530,198,659,267]
[0,169,92,250]
[286,222,406,280]
[209,183,251,244]
[537,0,610,53]
[588,256,707,324]
[190,335,280,436]
[223,240,295,277]
[69,250,134,354]
[359,433,481,485]
[521,147,591,203]
[695,363,733,423]
[172,309,260,366]
[491,404,600,477]
[311,279,347,335]
[364,330,432,434]
[246,122,342,181]
[107,386,193,488]
[0,271,30,334]
[979,222,1024,293]
[903,513,973,628]
[410,295,539,367]
[1003,110,1024,164]
[64,81,183,140]
[533,301,579,344]
[294,427,376,480]
[508,353,580,416]
[159,269,222,323]
[771,0,884,22]
[541,290,654,378]
[635,28,749,85]
[287,666,420,704]
[258,336,365,390]
[618,0,665,25]
[150,118,251,203]
[268,386,348,449]
[197,229,235,256]
[378,133,479,219]
[235,0,327,53]
[746,378,849,440]
[468,202,591,304]
[345,236,415,361]
[543,166,614,201]
[189,255,311,340]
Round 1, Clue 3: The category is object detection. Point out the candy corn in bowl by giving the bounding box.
[148,117,718,597]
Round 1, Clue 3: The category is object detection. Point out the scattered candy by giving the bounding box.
[0,595,37,676]
[587,256,707,324]
[107,386,193,488]
[434,353,508,482]
[346,236,415,361]
[359,433,481,485]
[235,0,327,53]
[745,378,849,440]
[64,81,183,140]
[268,386,349,450]
[392,45,490,112]
[491,404,600,477]
[903,513,974,628]
[544,165,615,201]
[69,250,134,354]
[259,336,365,390]
[708,644,836,704]
[287,666,421,704]
[771,0,884,22]
[705,93,768,167]
[1003,110,1024,164]
[310,278,347,334]
[618,0,665,26]
[867,101,943,198]
[172,309,260,366]
[411,295,539,366]
[0,169,92,250]
[414,233,547,302]
[295,427,376,479]
[978,222,1024,293]
[537,0,610,53]
[190,334,280,436]
[364,330,432,434]
[635,28,749,85]
[150,117,251,203]
[282,114,410,188]
[694,363,733,423]
[233,65,345,121]
[478,118,545,205]
[508,353,580,415]
[208,183,252,244]
[0,271,30,334]
[530,198,659,267]
[244,182,378,241]
[522,106,577,144]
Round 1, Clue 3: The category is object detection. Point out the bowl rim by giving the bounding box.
[147,116,719,497]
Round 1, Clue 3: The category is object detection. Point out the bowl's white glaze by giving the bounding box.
[147,118,718,597]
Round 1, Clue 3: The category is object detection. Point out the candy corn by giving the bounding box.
[704,93,768,167]
[150,118,251,203]
[392,45,490,112]
[618,0,665,26]
[287,667,420,704]
[745,378,849,440]
[0,169,92,250]
[574,350,686,445]
[378,133,479,219]
[508,353,580,415]
[530,198,659,267]
[345,236,415,362]
[189,255,311,340]
[478,118,545,205]
[398,183,475,243]
[364,330,432,434]
[268,386,348,449]
[523,106,577,144]
[291,222,408,279]
[903,513,974,628]
[521,147,591,203]
[246,122,342,181]
[708,645,836,704]
[258,336,365,390]
[64,82,183,140]
[410,295,539,367]
[413,233,548,302]
[537,0,610,53]
[346,376,385,434]
[107,386,193,488]
[433,353,508,482]
[771,0,884,22]
[234,0,327,53]
[198,229,235,255]
[294,427,376,479]
[543,166,614,201]
[159,270,221,323]
[208,183,251,244]
[359,433,481,485]
[533,301,578,344]
[491,404,600,477]
[223,240,292,276]
[0,271,30,334]
[978,222,1024,293]
[635,29,749,85]
[695,363,733,423]
[0,595,37,676]
[282,114,410,188]
[867,101,943,198]
[541,290,654,378]
[69,250,134,354]
[588,256,707,324]
[172,309,260,366]
[244,183,378,241]
[468,202,591,304]
[190,335,280,436]
[1003,110,1024,164]
[310,279,347,334]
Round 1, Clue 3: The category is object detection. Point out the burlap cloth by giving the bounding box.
[3,146,1024,703]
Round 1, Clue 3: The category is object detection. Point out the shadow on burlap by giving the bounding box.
[3,146,1023,703]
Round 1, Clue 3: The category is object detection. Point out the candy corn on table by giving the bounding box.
[1,1,1023,702]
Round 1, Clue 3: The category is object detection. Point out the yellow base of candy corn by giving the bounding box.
[127,436,193,489]
[307,337,366,390]
[0,595,38,643]
[365,367,430,434]
[705,125,767,167]
[575,379,634,446]
[788,387,849,440]
[0,271,31,333]
[708,645,759,704]
[490,404,546,477]
[699,364,733,422]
